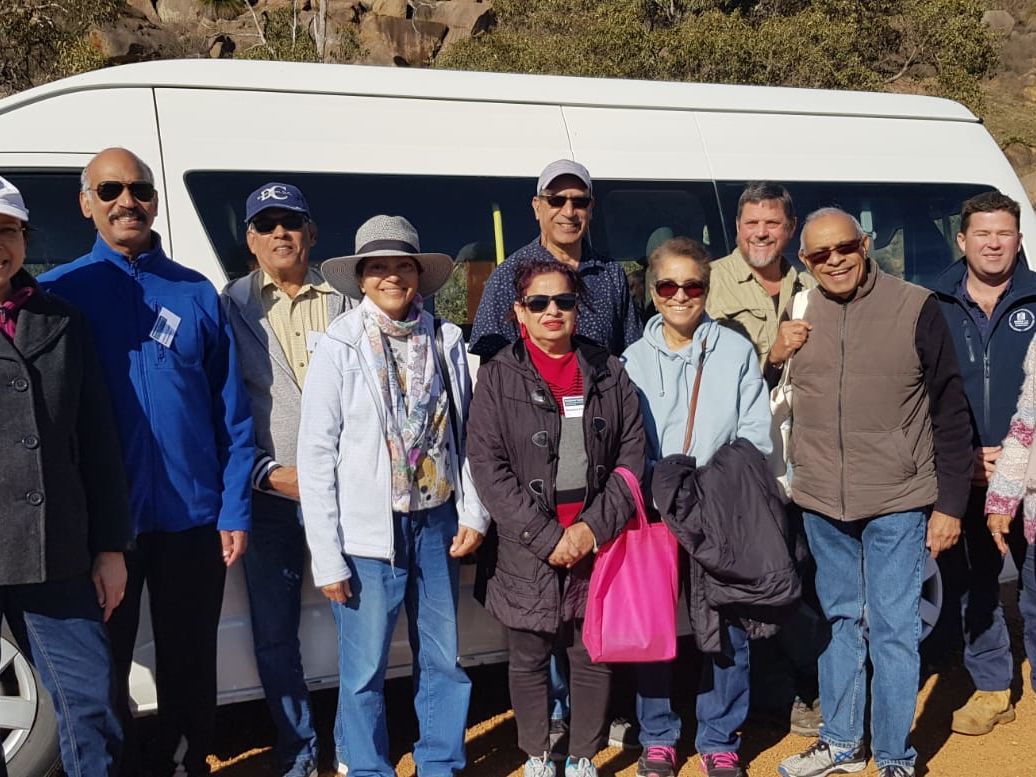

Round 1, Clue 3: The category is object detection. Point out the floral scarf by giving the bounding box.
[360,294,447,511]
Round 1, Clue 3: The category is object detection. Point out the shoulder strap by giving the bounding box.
[433,318,460,452]
[681,339,708,456]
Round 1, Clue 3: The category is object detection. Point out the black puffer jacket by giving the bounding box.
[468,337,646,633]
[652,438,801,653]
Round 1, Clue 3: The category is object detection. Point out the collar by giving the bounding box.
[260,268,334,296]
[89,231,167,274]
[520,238,604,267]
[729,248,794,285]
[958,267,1014,310]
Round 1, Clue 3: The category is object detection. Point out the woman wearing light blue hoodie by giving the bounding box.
[622,237,771,777]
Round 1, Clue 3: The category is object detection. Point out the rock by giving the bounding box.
[1023,85,1036,103]
[1002,32,1036,77]
[982,10,1016,35]
[321,2,365,60]
[359,13,447,65]
[1003,142,1034,170]
[209,33,236,57]
[126,0,162,25]
[89,16,178,63]
[372,0,408,17]
[1022,171,1036,207]
[413,0,494,47]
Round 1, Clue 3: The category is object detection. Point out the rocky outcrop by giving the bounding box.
[359,13,447,65]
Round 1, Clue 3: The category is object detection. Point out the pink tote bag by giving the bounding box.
[583,466,679,663]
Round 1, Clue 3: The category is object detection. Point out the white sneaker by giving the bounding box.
[525,752,557,777]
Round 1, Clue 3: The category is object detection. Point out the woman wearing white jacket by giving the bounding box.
[296,215,488,777]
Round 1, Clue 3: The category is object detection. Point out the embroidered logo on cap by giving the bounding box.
[257,185,290,202]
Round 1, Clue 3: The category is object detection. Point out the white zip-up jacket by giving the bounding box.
[297,306,489,587]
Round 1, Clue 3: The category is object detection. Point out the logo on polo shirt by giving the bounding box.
[258,185,290,202]
[1009,309,1035,332]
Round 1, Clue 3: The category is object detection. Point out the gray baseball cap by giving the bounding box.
[0,176,29,222]
[536,159,592,195]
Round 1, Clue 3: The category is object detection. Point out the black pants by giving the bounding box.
[107,525,227,777]
[507,620,611,759]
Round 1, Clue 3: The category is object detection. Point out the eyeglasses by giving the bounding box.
[537,194,592,210]
[521,292,579,313]
[802,238,865,264]
[654,279,707,299]
[90,180,157,203]
[250,212,309,234]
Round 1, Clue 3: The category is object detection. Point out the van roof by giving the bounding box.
[0,59,979,122]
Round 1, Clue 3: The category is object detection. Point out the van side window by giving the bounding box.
[2,171,96,274]
[716,181,993,289]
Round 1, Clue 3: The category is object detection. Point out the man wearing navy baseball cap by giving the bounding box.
[223,182,354,777]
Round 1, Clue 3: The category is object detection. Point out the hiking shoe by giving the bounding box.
[789,697,823,737]
[549,718,570,761]
[877,767,914,777]
[637,745,678,777]
[950,689,1015,735]
[564,756,598,777]
[608,716,640,750]
[777,740,867,777]
[699,751,745,777]
[525,753,557,777]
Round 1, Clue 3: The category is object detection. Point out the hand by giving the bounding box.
[547,523,596,568]
[768,320,812,365]
[220,530,248,567]
[91,551,127,623]
[987,512,1013,556]
[449,526,484,558]
[971,446,1001,486]
[926,510,961,558]
[321,579,352,603]
[265,466,300,500]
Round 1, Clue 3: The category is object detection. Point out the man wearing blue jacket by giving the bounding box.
[40,147,254,777]
[933,190,1031,736]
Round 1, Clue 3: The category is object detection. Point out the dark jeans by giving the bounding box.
[0,575,121,777]
[507,620,611,760]
[635,660,681,747]
[244,493,317,770]
[107,525,226,777]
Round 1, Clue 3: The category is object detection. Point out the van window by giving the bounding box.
[716,181,994,289]
[184,172,722,328]
[2,171,96,273]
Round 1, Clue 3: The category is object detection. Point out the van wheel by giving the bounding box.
[1,635,61,777]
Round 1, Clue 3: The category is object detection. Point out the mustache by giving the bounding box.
[109,206,146,222]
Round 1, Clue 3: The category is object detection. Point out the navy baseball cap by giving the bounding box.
[244,182,311,223]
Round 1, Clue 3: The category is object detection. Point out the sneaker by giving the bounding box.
[607,716,640,750]
[699,751,745,777]
[564,756,598,777]
[777,740,867,777]
[877,767,914,777]
[950,689,1015,735]
[638,745,678,777]
[282,761,318,777]
[549,718,570,761]
[789,697,823,737]
[525,753,557,777]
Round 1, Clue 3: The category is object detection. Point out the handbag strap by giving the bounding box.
[613,466,649,530]
[681,339,708,456]
[773,289,811,398]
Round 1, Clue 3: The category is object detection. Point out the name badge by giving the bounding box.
[562,395,585,418]
[306,330,323,353]
[149,307,181,348]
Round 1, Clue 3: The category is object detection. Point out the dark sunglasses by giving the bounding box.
[538,194,592,209]
[250,212,309,234]
[654,279,707,299]
[91,180,157,202]
[803,237,864,264]
[521,292,579,313]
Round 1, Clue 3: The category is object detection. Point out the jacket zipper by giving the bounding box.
[133,261,156,528]
[838,305,848,519]
[983,349,992,437]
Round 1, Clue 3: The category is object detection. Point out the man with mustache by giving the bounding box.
[40,147,254,777]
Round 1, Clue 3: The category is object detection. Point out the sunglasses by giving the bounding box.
[521,292,579,313]
[654,279,707,299]
[91,180,157,203]
[803,237,864,264]
[538,194,592,209]
[250,212,309,234]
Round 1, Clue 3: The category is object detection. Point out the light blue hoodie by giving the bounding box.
[622,314,772,465]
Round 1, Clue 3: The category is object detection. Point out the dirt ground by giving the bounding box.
[200,584,1034,777]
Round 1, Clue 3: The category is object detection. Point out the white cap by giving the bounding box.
[536,159,592,195]
[0,176,29,222]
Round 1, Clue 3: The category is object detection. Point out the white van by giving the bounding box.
[1,59,1032,775]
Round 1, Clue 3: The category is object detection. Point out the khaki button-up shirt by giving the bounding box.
[261,271,335,386]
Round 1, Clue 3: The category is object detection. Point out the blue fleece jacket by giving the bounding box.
[40,234,254,535]
[622,315,772,465]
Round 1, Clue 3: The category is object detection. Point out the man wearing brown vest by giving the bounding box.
[777,208,972,777]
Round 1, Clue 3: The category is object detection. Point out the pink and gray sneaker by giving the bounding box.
[700,751,746,777]
[637,745,678,777]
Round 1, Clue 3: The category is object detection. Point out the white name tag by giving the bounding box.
[562,395,585,418]
[306,330,323,353]
[149,307,181,348]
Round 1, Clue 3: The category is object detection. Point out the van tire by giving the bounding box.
[1,635,61,777]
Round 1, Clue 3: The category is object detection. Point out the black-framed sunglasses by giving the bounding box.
[250,212,309,234]
[537,194,592,209]
[802,237,865,264]
[90,180,157,203]
[654,279,707,299]
[521,292,579,313]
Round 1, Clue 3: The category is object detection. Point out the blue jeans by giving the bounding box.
[804,509,927,770]
[695,622,749,754]
[549,650,570,722]
[1021,540,1036,693]
[243,492,318,771]
[635,661,681,748]
[330,502,470,777]
[0,575,121,777]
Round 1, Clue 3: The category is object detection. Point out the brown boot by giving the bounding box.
[951,689,1015,735]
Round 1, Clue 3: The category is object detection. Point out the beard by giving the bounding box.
[743,247,781,269]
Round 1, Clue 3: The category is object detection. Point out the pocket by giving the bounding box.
[149,302,204,370]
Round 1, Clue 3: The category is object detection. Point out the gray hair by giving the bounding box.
[737,181,795,222]
[80,148,155,194]
[799,207,866,253]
